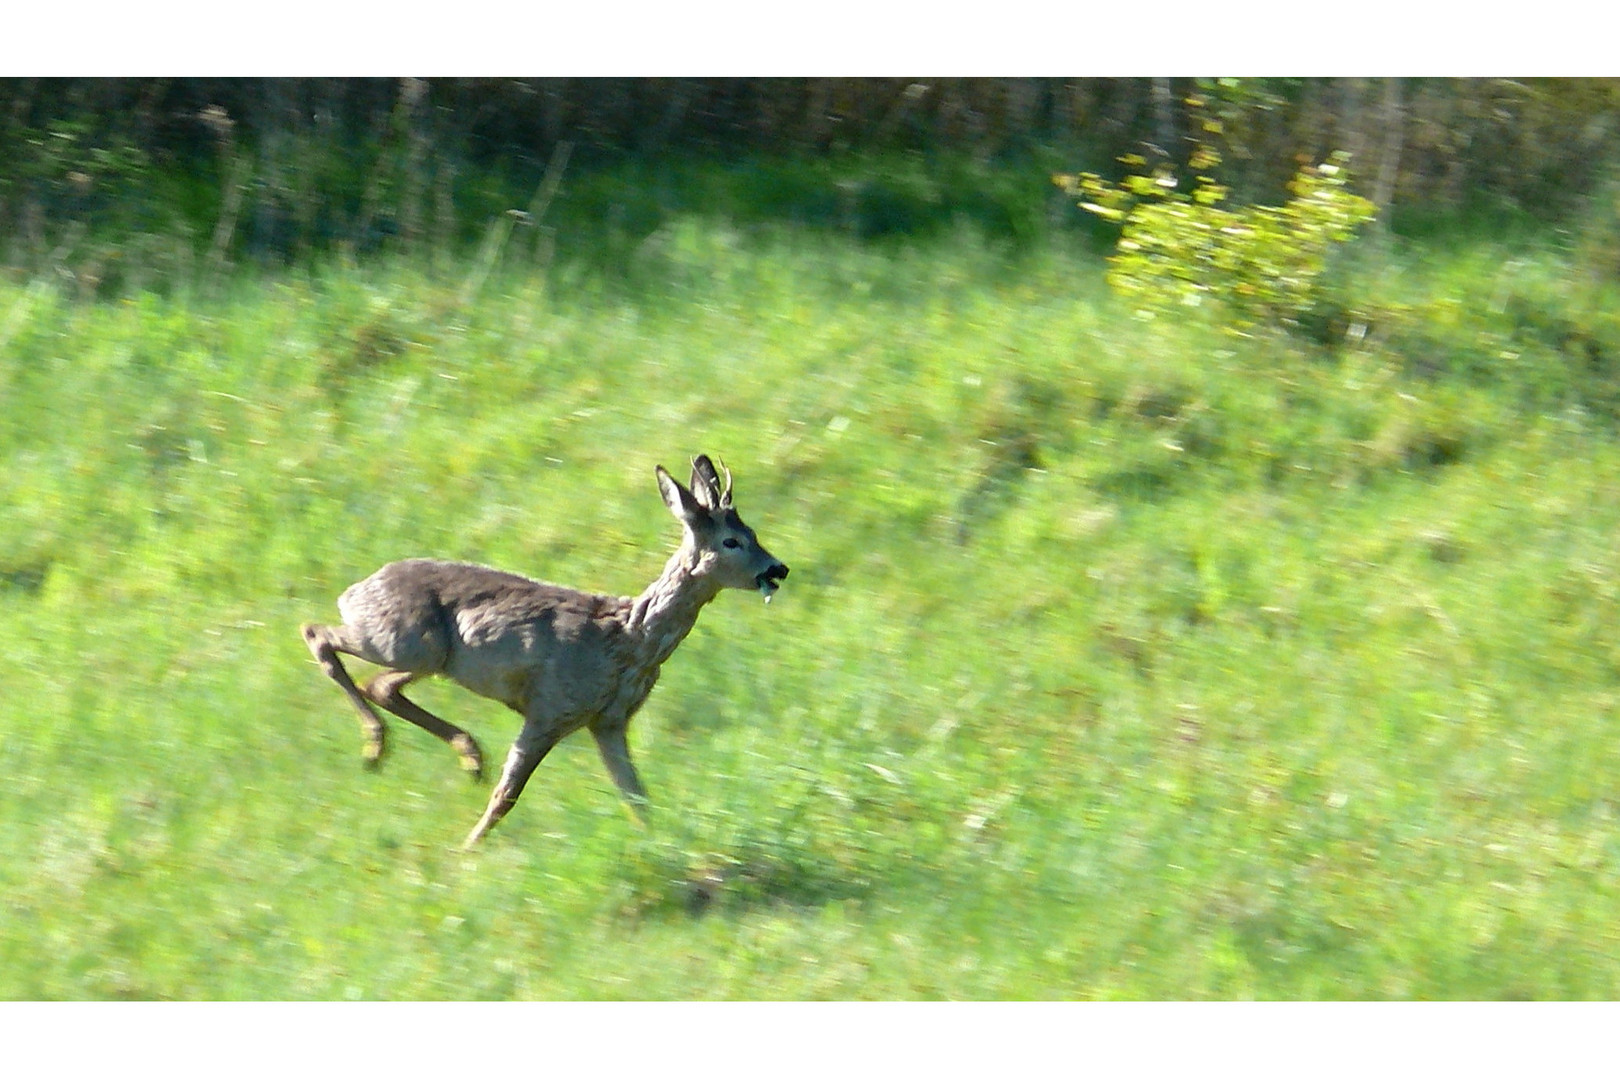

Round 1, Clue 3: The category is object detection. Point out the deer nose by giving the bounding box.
[764,563,788,582]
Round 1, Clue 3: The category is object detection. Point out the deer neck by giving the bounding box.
[625,544,721,666]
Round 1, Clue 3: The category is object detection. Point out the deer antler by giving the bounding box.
[717,459,733,508]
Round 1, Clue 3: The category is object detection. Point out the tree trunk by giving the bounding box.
[1373,77,1405,231]
[1151,77,1175,162]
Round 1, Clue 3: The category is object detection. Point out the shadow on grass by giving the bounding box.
[619,839,871,920]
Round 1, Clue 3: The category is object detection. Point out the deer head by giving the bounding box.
[656,455,789,602]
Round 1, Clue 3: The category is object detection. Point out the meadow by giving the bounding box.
[5,162,1620,998]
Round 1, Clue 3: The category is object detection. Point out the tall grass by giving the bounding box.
[4,202,1620,998]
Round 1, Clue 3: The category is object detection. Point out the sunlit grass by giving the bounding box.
[4,216,1620,998]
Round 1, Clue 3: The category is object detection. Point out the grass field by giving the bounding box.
[5,176,1620,998]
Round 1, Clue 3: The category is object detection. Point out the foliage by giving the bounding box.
[5,78,1620,285]
[0,117,162,288]
[1056,146,1377,331]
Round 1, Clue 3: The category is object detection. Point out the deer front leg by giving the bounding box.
[462,727,560,848]
[590,721,650,824]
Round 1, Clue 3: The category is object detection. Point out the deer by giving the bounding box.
[299,455,789,848]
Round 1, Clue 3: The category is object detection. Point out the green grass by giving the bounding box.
[5,201,1620,998]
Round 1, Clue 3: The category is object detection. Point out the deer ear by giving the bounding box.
[657,465,704,523]
[690,455,721,510]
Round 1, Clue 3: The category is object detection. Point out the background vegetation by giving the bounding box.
[5,78,1620,999]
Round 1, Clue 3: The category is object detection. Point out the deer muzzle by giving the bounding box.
[757,563,789,604]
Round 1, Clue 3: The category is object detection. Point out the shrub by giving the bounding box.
[1056,146,1377,332]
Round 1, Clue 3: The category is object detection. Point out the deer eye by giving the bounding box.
[723,537,741,549]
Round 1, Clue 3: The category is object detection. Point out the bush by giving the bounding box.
[1056,147,1377,332]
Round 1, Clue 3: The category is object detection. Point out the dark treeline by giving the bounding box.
[3,77,1619,286]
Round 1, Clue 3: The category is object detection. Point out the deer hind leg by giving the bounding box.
[363,669,484,781]
[462,726,561,849]
[590,721,650,824]
[301,623,388,767]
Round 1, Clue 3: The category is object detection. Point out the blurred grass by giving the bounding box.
[4,191,1620,998]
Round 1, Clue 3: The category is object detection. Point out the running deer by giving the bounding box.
[300,455,789,848]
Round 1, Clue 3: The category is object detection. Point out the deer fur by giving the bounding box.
[300,455,788,848]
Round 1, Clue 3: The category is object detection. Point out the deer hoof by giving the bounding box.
[454,735,484,782]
